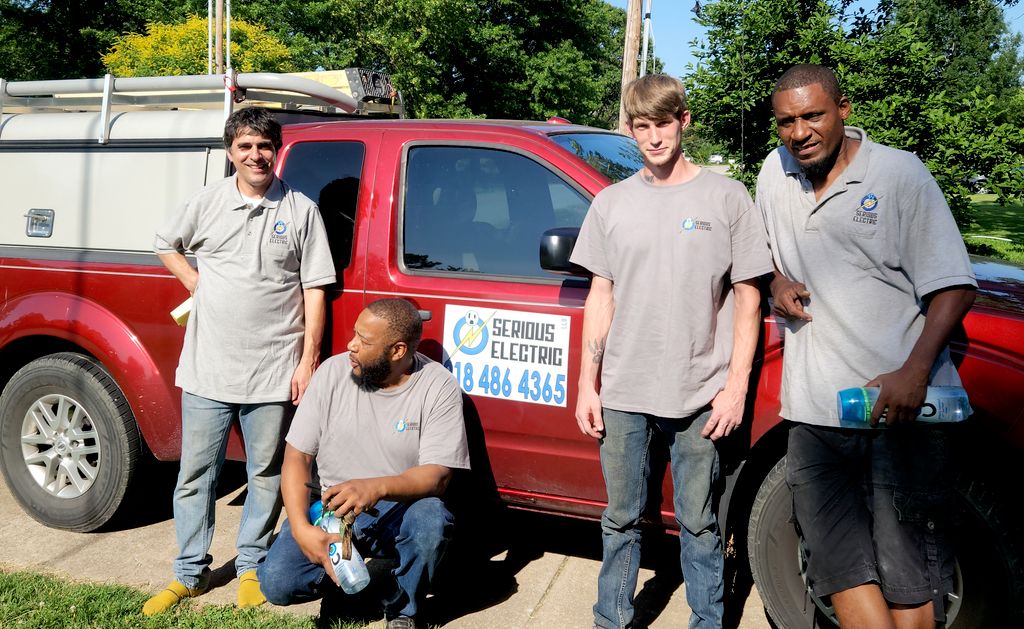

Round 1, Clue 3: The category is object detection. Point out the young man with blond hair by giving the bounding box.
[570,74,772,628]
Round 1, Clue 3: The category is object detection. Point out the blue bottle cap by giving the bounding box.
[308,500,324,526]
[837,387,871,424]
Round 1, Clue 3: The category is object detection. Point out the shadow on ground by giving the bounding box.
[100,459,250,531]
[312,505,756,629]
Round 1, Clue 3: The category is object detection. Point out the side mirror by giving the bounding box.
[540,227,588,276]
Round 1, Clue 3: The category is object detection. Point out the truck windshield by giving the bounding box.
[550,132,643,183]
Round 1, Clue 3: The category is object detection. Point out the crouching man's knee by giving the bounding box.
[401,497,455,557]
[256,560,296,606]
[256,521,330,606]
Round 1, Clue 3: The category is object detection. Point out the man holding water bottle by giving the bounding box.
[757,64,977,627]
[258,298,469,629]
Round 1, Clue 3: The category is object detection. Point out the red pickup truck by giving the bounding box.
[1,72,1021,628]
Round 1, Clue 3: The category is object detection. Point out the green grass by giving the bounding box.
[963,194,1024,264]
[0,570,363,629]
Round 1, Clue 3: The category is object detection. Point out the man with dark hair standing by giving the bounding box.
[758,64,976,628]
[571,74,772,628]
[258,298,470,629]
[147,106,336,613]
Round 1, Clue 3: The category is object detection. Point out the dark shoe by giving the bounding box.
[386,616,417,629]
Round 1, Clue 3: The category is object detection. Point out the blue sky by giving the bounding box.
[607,0,1024,78]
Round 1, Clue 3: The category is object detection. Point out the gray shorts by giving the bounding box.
[786,423,955,619]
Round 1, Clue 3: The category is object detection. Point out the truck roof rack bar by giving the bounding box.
[1,70,405,144]
[99,74,114,144]
[2,71,363,144]
[4,72,359,111]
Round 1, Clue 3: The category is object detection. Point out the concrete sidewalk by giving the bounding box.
[0,467,772,628]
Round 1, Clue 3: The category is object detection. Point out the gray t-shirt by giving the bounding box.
[756,127,977,427]
[286,352,471,485]
[155,175,336,403]
[570,169,773,417]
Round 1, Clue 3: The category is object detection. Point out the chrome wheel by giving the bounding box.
[21,393,101,498]
[1,353,140,531]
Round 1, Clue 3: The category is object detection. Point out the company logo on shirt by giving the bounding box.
[680,217,712,233]
[853,193,880,226]
[269,220,290,245]
[394,418,420,433]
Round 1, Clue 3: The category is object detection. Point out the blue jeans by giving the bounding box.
[258,497,454,619]
[595,407,723,629]
[173,392,290,588]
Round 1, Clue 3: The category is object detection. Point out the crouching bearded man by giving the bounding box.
[258,298,470,629]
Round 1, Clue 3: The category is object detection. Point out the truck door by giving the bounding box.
[278,136,376,354]
[365,129,606,517]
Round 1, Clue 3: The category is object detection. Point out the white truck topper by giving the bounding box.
[0,69,403,143]
[0,69,401,252]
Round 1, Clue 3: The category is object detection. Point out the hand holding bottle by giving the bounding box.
[837,386,972,428]
[308,501,371,594]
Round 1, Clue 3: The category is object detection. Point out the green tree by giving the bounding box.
[683,123,728,163]
[863,0,1024,106]
[688,0,1024,225]
[103,16,294,76]
[688,0,848,182]
[186,0,627,124]
[3,0,630,126]
[0,0,180,80]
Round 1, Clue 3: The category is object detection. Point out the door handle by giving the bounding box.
[418,310,432,321]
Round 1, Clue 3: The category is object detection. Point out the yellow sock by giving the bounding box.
[237,570,266,608]
[142,580,206,616]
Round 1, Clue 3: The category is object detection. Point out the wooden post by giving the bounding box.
[618,0,643,134]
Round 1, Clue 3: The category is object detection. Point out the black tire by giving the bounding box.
[948,477,1024,627]
[747,457,821,628]
[0,353,141,532]
[748,457,1024,628]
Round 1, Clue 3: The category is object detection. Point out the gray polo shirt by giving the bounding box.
[756,127,976,426]
[286,352,471,485]
[570,169,773,418]
[155,175,336,403]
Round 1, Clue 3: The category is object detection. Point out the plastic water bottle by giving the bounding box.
[307,502,371,594]
[836,386,972,427]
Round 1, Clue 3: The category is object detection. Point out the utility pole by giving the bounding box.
[207,0,213,74]
[640,0,653,77]
[215,0,224,74]
[226,0,232,71]
[618,0,643,134]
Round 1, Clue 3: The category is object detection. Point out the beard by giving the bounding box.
[350,354,392,392]
[799,144,840,180]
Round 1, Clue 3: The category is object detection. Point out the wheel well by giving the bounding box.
[0,339,155,463]
[721,421,789,547]
[0,336,97,396]
[952,413,1021,499]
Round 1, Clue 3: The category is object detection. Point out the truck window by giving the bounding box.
[402,145,590,279]
[280,141,365,270]
[550,132,643,183]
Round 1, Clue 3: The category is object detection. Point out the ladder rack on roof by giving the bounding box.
[0,69,403,144]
